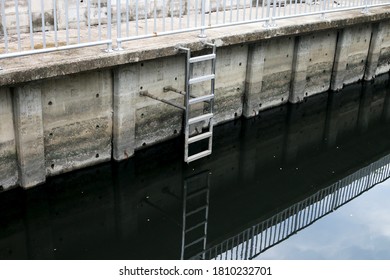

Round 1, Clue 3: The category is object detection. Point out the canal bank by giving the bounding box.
[1,6,390,190]
[0,75,389,259]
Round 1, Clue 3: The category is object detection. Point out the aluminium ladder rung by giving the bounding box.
[185,221,207,233]
[188,113,213,125]
[187,187,209,199]
[189,54,216,63]
[186,204,208,216]
[188,132,212,144]
[189,74,215,85]
[189,94,214,105]
[184,235,207,249]
[187,150,212,163]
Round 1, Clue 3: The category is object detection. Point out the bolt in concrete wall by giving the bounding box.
[244,36,294,118]
[290,30,337,103]
[13,84,46,189]
[331,24,372,91]
[42,71,112,176]
[0,87,18,190]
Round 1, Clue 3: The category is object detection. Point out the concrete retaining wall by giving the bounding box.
[1,10,390,190]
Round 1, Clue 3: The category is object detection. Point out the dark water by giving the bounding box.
[1,74,390,260]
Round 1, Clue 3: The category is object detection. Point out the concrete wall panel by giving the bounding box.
[134,56,186,149]
[244,36,294,117]
[214,44,248,124]
[113,65,139,161]
[13,84,46,188]
[377,20,390,76]
[332,24,372,90]
[0,88,18,190]
[42,70,112,176]
[290,30,337,103]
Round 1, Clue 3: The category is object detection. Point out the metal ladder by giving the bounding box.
[181,170,210,259]
[179,43,216,163]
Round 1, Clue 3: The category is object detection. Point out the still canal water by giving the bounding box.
[0,74,389,260]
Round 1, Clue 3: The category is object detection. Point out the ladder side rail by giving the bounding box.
[208,44,217,152]
[182,48,191,162]
[181,181,188,260]
[202,173,211,259]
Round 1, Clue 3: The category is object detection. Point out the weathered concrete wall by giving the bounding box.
[113,56,185,161]
[365,20,390,80]
[290,30,337,102]
[0,87,17,190]
[12,84,46,189]
[42,71,113,177]
[331,24,372,91]
[376,21,390,76]
[244,36,295,117]
[113,44,247,160]
[1,9,390,190]
[214,45,248,124]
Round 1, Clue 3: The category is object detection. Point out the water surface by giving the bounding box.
[0,74,389,260]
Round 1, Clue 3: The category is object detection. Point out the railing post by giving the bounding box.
[115,0,124,50]
[362,0,369,14]
[106,0,113,52]
[199,0,207,38]
[263,0,271,28]
[263,0,277,28]
[320,0,326,19]
[271,0,277,27]
[1,0,9,53]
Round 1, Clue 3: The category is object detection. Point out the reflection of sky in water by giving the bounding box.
[256,179,390,260]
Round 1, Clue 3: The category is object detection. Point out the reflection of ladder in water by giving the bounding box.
[181,170,210,260]
[179,43,216,163]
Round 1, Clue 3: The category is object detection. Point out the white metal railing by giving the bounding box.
[0,0,389,60]
[189,153,390,260]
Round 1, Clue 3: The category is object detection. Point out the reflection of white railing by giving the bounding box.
[1,0,389,59]
[189,153,390,260]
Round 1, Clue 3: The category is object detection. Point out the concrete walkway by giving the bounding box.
[1,5,389,86]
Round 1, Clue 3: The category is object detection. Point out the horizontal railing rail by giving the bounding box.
[1,0,390,60]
